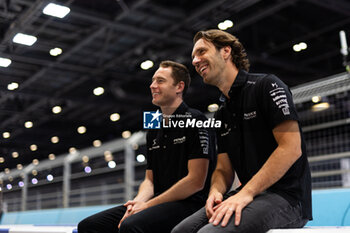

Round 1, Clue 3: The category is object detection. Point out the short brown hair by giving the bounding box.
[159,60,191,96]
[193,29,250,71]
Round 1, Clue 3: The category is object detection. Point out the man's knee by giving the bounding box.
[119,216,141,233]
[171,222,188,233]
[77,217,95,233]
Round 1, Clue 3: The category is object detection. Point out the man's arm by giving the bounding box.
[145,158,209,207]
[205,153,234,218]
[210,120,302,227]
[133,170,154,202]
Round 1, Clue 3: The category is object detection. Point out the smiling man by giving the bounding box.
[78,61,216,233]
[172,30,312,233]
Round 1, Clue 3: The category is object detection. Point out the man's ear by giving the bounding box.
[176,81,185,94]
[221,46,232,60]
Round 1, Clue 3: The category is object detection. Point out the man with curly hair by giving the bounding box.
[172,29,312,233]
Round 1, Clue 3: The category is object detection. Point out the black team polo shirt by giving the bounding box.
[146,102,216,203]
[215,70,312,220]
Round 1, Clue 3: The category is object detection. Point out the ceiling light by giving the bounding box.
[31,178,38,184]
[17,164,23,170]
[6,184,12,190]
[293,42,308,52]
[32,169,37,176]
[104,151,113,162]
[77,126,87,134]
[24,121,33,128]
[299,42,307,50]
[30,144,38,151]
[108,161,116,168]
[7,82,19,90]
[293,44,301,52]
[51,136,59,143]
[136,154,146,163]
[47,174,53,182]
[48,153,56,160]
[49,47,62,56]
[13,33,37,46]
[82,155,89,163]
[3,132,11,139]
[2,132,10,138]
[104,154,113,162]
[312,96,321,103]
[8,176,13,182]
[93,140,102,147]
[93,87,104,96]
[104,150,112,156]
[43,3,70,18]
[4,168,10,174]
[84,166,92,174]
[52,105,62,114]
[122,130,131,139]
[340,30,348,56]
[140,60,154,70]
[110,113,120,122]
[69,147,77,154]
[0,57,12,67]
[218,20,233,30]
[12,152,19,158]
[0,157,4,163]
[18,181,24,187]
[208,103,219,112]
[311,102,330,112]
[132,143,139,150]
[32,159,39,165]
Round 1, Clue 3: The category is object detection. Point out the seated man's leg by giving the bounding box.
[120,200,202,233]
[171,207,208,233]
[194,192,307,233]
[78,205,126,233]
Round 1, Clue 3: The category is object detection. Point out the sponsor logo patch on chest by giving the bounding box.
[173,136,186,144]
[243,111,257,120]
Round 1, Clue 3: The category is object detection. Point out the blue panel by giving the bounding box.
[16,209,61,225]
[57,205,115,225]
[0,229,9,233]
[307,188,350,226]
[0,212,19,225]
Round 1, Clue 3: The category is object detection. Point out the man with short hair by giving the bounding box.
[78,60,216,233]
[172,29,312,233]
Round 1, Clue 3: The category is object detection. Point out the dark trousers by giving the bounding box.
[78,199,203,233]
[172,191,308,233]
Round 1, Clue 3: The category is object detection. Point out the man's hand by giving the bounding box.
[127,200,149,214]
[117,200,134,228]
[209,191,253,227]
[117,200,149,228]
[205,192,223,219]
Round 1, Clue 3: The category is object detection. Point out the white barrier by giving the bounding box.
[268,227,350,232]
[0,225,77,233]
[1,226,350,233]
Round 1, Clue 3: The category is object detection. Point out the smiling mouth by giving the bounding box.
[199,65,208,75]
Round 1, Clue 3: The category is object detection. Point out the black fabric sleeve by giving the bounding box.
[186,116,212,160]
[214,108,227,154]
[146,131,153,170]
[257,74,299,129]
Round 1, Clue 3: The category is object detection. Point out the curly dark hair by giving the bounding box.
[193,29,250,71]
[159,60,191,96]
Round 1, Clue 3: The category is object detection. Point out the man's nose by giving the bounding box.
[192,56,200,66]
[150,80,156,89]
